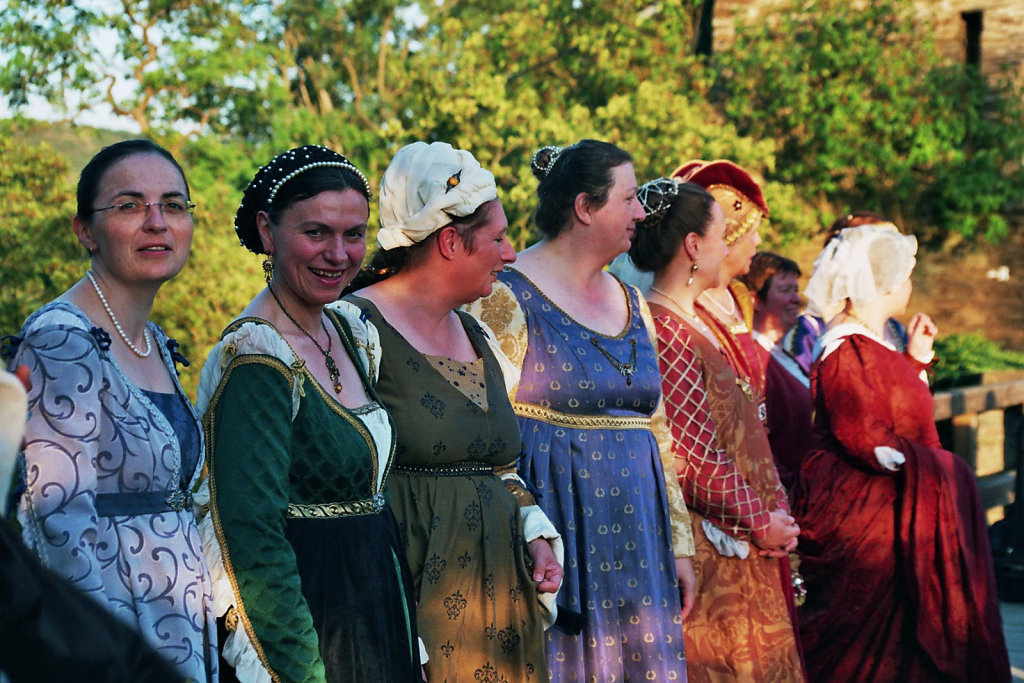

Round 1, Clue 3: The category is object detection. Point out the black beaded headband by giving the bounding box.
[267,160,370,203]
[234,145,370,253]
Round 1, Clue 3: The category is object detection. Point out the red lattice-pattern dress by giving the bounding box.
[651,304,804,683]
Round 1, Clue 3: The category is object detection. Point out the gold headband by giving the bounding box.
[707,183,766,246]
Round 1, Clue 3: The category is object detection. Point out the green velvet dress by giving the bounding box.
[347,296,548,683]
[198,302,420,682]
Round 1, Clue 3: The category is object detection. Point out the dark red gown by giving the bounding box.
[793,331,1010,682]
[752,340,813,495]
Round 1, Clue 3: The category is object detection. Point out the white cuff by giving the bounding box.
[874,446,906,471]
[194,480,274,682]
[909,348,935,365]
[702,519,750,559]
[520,505,563,629]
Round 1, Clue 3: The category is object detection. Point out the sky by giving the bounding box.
[0,96,138,131]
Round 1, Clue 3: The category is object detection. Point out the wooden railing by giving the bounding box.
[933,378,1024,551]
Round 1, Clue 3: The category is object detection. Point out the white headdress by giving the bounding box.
[377,141,497,250]
[804,222,917,312]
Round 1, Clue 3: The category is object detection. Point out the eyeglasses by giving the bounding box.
[87,200,196,219]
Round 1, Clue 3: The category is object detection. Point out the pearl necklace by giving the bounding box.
[699,288,749,334]
[86,271,152,357]
[700,289,737,318]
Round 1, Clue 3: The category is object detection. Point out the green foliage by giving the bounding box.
[0,128,82,339]
[716,0,1024,242]
[932,333,1024,389]
[3,0,1022,394]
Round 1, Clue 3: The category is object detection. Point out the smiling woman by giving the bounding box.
[739,252,811,494]
[8,139,218,680]
[195,145,421,682]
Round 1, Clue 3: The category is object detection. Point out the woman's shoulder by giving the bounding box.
[195,317,299,415]
[342,292,382,323]
[20,300,91,335]
[215,316,295,363]
[466,277,523,332]
[818,323,894,362]
[494,265,531,298]
[13,301,106,360]
[649,307,698,350]
[815,324,904,386]
[326,300,381,380]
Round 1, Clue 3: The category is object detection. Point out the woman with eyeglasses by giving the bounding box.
[7,139,217,680]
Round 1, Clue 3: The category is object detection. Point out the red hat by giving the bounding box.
[672,159,769,245]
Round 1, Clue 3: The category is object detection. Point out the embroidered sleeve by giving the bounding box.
[654,315,770,538]
[196,320,303,419]
[465,281,528,396]
[328,300,382,383]
[637,293,695,557]
[14,325,119,602]
[495,460,538,508]
[464,310,521,398]
[203,358,325,682]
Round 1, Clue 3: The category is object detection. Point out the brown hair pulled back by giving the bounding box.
[629,181,716,274]
[530,140,632,239]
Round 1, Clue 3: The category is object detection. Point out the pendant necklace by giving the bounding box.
[86,271,152,357]
[268,284,342,394]
[590,337,638,386]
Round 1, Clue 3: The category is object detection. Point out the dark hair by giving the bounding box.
[235,145,371,254]
[628,181,716,273]
[346,198,499,292]
[740,252,802,302]
[76,139,189,218]
[825,209,886,246]
[530,140,633,239]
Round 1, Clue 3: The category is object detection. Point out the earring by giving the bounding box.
[686,262,698,287]
[262,255,274,284]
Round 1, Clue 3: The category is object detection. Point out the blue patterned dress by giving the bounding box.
[472,269,687,682]
[9,301,216,682]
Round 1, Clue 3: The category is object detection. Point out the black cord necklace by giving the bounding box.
[590,337,638,386]
[268,284,342,394]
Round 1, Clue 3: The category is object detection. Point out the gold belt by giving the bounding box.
[513,402,652,430]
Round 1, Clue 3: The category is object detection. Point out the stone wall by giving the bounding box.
[920,0,1024,79]
[711,0,1024,80]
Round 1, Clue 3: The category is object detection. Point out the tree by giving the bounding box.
[0,0,812,397]
[715,0,1024,241]
[0,130,81,340]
